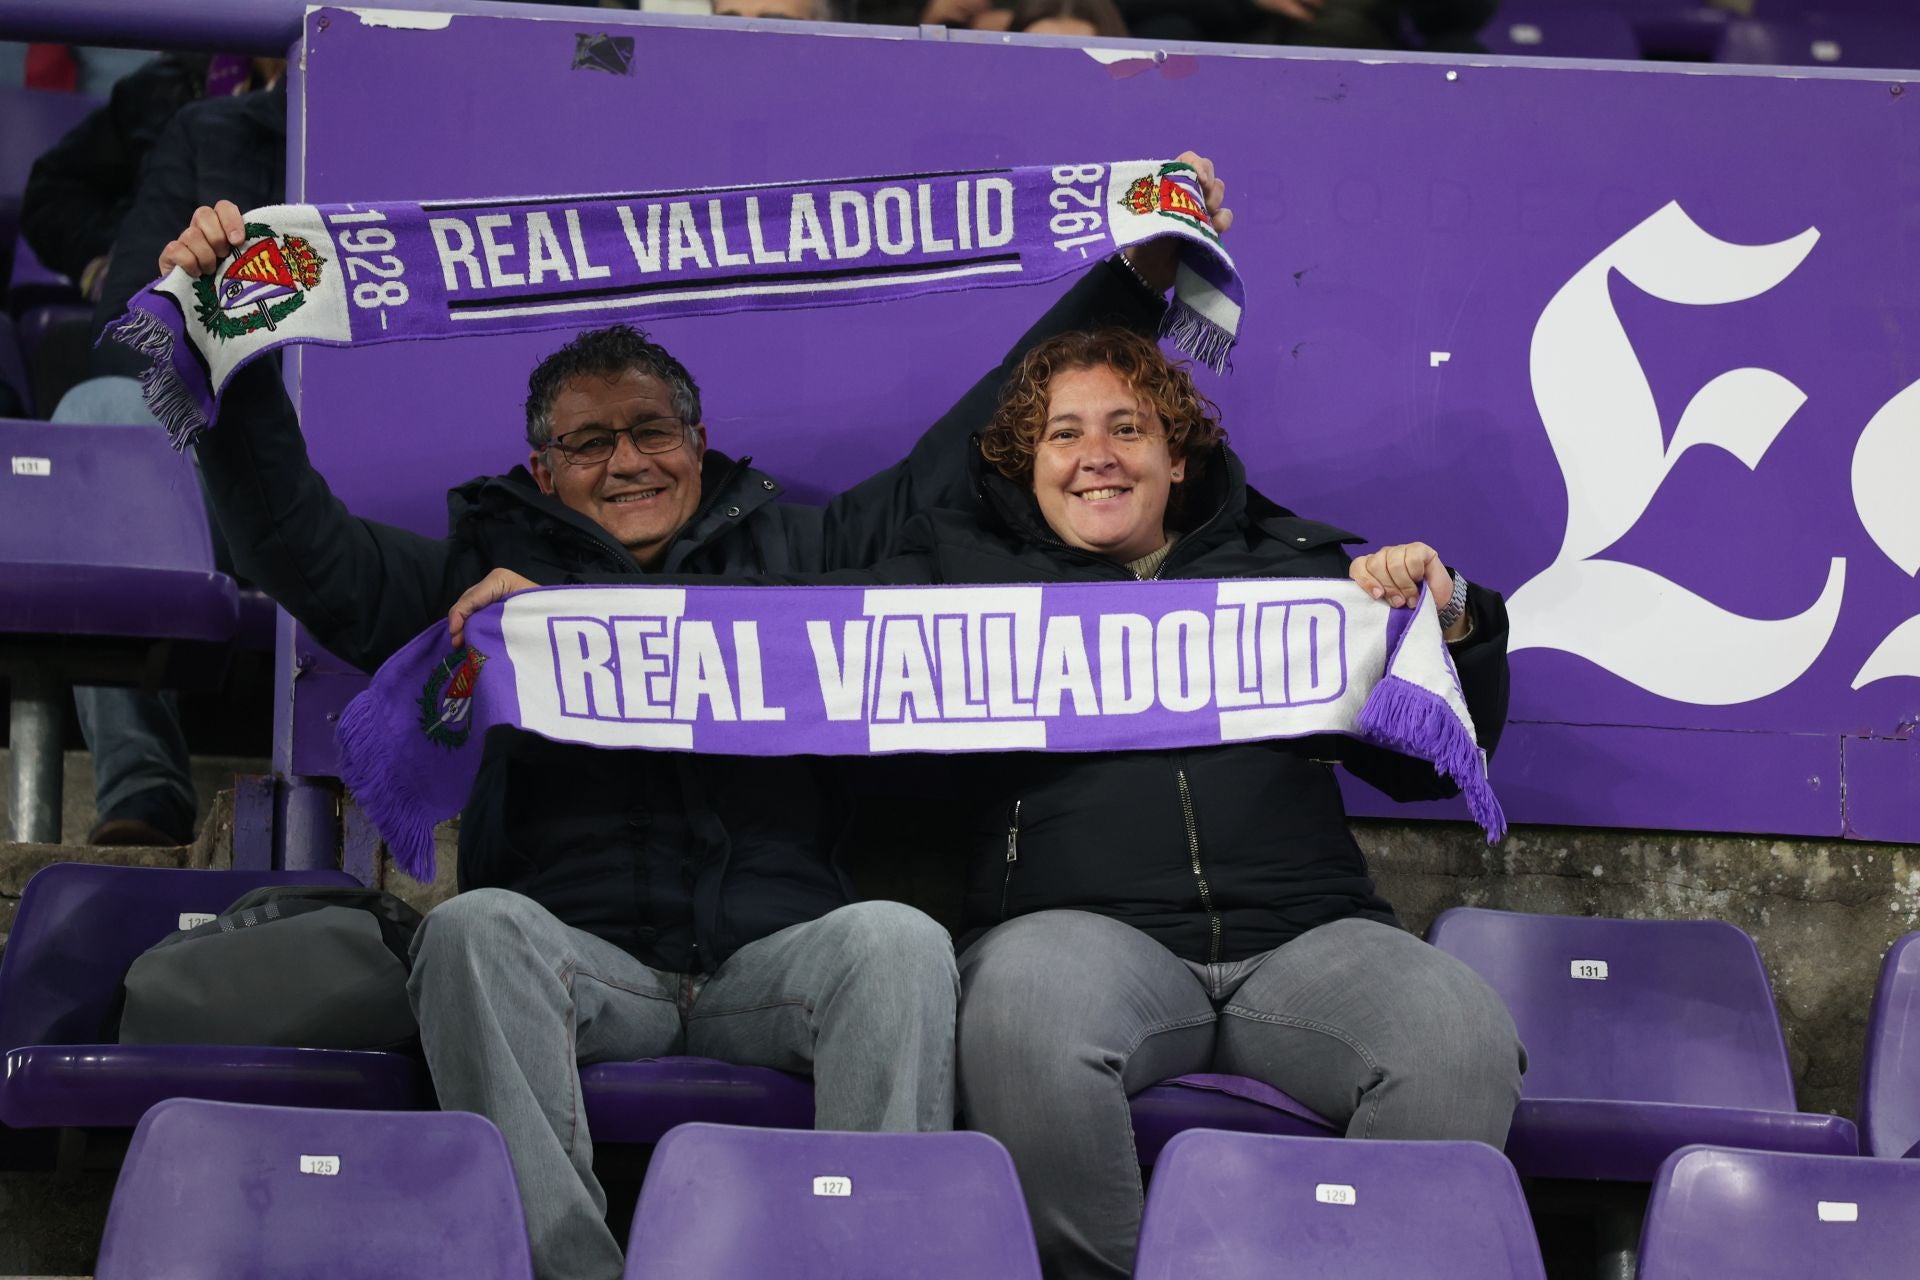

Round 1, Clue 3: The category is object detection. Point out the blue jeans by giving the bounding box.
[53,377,195,827]
[957,911,1527,1280]
[408,891,961,1280]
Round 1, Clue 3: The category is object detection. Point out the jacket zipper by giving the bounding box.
[1000,800,1022,920]
[1174,764,1222,963]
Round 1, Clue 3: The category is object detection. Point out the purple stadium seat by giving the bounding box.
[1129,1073,1337,1166]
[0,419,235,641]
[0,864,423,1130]
[7,235,82,326]
[1637,1145,1920,1279]
[1721,13,1920,70]
[1483,4,1644,59]
[1428,908,1858,1183]
[96,1098,532,1280]
[0,417,243,841]
[1135,1130,1547,1280]
[580,1057,815,1142]
[624,1123,1043,1279]
[1860,931,1920,1159]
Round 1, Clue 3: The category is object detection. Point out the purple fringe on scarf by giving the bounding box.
[336,679,441,883]
[1161,301,1235,376]
[103,299,218,449]
[1357,674,1507,843]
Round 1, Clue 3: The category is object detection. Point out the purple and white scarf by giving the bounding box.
[339,579,1505,882]
[106,160,1244,448]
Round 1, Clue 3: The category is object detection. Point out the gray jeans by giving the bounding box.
[54,377,196,823]
[409,889,960,1280]
[957,911,1526,1280]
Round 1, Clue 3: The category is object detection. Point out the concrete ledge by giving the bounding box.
[1359,820,1920,1121]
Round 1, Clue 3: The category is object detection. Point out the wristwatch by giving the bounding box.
[1436,570,1470,634]
[1112,251,1163,298]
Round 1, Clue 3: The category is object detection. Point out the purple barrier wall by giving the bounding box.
[282,9,1918,841]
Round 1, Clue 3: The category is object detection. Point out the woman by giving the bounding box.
[930,329,1523,1279]
[453,328,1525,1280]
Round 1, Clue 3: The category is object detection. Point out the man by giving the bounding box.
[158,157,1228,1280]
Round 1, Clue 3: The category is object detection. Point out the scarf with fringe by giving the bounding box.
[105,160,1243,448]
[339,579,1503,882]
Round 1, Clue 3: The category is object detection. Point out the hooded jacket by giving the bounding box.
[192,261,1163,970]
[821,443,1512,963]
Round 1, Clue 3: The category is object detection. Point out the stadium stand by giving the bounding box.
[1134,1129,1548,1279]
[95,1097,533,1280]
[579,1057,815,1144]
[624,1122,1042,1278]
[1429,908,1859,1275]
[1636,1145,1920,1278]
[1127,1074,1336,1167]
[1429,908,1859,1181]
[3,6,1918,1277]
[1720,12,1920,70]
[1481,3,1643,59]
[0,85,97,280]
[0,85,98,415]
[0,419,256,844]
[1860,930,1920,1159]
[0,864,423,1133]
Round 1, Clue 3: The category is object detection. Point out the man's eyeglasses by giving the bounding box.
[545,419,690,465]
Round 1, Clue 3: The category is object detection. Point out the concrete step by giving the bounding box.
[0,750,267,848]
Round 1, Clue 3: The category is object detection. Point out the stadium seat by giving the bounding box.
[95,1098,532,1280]
[1129,1073,1338,1166]
[580,1057,815,1142]
[1483,4,1644,60]
[1135,1129,1547,1280]
[0,864,424,1130]
[0,418,247,842]
[7,235,83,326]
[1427,908,1858,1183]
[1637,1145,1920,1279]
[624,1122,1043,1279]
[1860,930,1920,1159]
[1720,13,1920,69]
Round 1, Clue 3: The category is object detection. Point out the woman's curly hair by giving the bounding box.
[980,328,1227,494]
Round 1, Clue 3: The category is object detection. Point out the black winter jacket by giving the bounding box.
[787,446,1512,963]
[20,53,209,283]
[89,82,287,376]
[194,262,1163,971]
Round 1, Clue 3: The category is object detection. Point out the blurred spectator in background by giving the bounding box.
[0,43,154,95]
[1011,0,1127,37]
[714,0,842,18]
[33,72,287,848]
[24,54,213,304]
[928,0,1492,48]
[23,54,282,415]
[1244,0,1498,51]
[920,0,1013,30]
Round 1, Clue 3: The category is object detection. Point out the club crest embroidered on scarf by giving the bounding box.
[1119,162,1217,241]
[418,645,488,749]
[192,222,327,342]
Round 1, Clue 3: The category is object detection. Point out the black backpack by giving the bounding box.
[114,885,423,1053]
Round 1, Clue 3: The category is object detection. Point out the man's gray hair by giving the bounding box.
[524,324,704,449]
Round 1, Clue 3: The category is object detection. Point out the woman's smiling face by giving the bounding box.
[1030,364,1184,564]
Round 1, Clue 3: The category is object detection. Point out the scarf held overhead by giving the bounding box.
[107,161,1245,448]
[339,579,1505,882]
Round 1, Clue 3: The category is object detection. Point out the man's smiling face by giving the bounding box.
[529,368,705,568]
